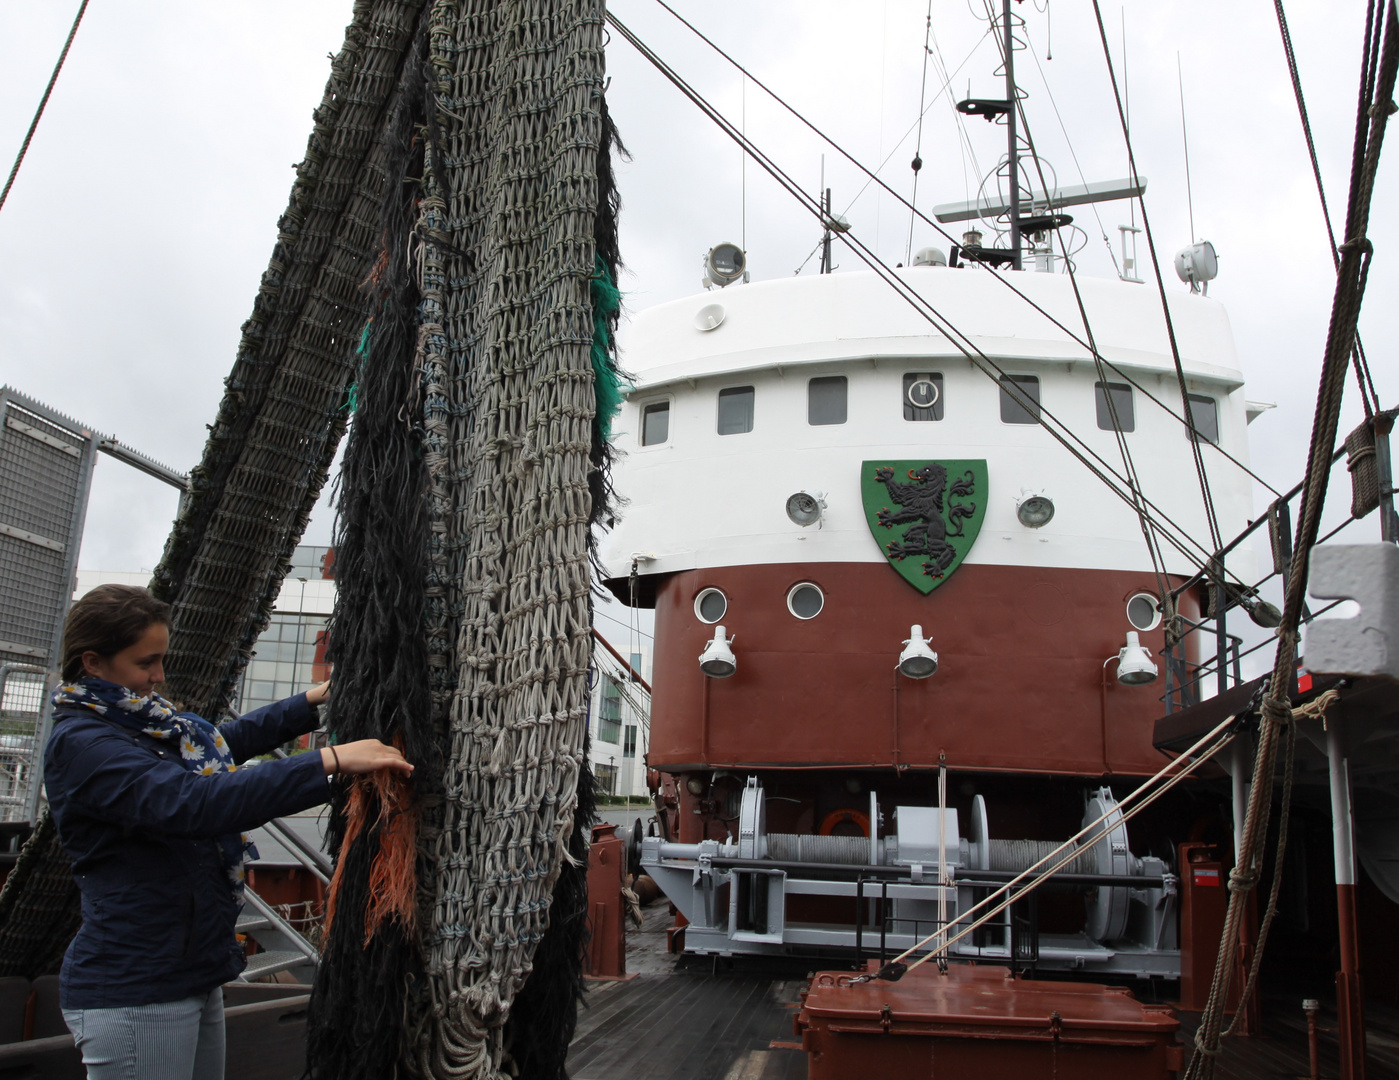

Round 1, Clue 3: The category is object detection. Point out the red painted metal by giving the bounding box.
[1176,842,1244,1016]
[1336,882,1368,1080]
[796,962,1182,1078]
[649,563,1199,777]
[585,824,627,979]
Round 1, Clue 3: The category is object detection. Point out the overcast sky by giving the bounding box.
[0,2,1391,669]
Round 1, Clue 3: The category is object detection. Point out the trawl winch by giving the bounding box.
[640,777,1180,978]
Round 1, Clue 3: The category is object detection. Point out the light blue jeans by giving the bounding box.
[62,988,224,1080]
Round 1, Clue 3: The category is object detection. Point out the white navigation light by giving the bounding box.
[1174,241,1218,294]
[785,490,825,527]
[898,625,939,679]
[1114,631,1159,685]
[703,243,747,289]
[699,625,737,678]
[1016,490,1055,528]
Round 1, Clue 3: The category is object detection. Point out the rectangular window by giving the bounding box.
[1095,381,1135,432]
[999,374,1040,424]
[1187,393,1219,444]
[641,400,670,446]
[630,652,643,677]
[808,376,847,425]
[598,679,622,743]
[717,386,755,435]
[902,372,945,421]
[595,763,618,795]
[623,726,637,757]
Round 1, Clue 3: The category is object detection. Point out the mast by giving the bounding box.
[1004,0,1021,271]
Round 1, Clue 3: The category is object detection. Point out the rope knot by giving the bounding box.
[1339,235,1373,256]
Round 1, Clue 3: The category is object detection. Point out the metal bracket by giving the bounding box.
[1305,544,1399,681]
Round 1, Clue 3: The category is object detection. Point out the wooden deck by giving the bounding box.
[570,903,1399,1080]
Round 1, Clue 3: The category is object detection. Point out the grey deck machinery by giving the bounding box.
[640,777,1179,978]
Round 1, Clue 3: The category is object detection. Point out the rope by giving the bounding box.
[0,0,89,216]
[1185,2,1398,1070]
[855,708,1240,981]
[1273,0,1381,419]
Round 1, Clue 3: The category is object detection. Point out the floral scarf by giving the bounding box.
[52,677,258,904]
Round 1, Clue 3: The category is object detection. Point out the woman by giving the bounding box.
[43,584,410,1080]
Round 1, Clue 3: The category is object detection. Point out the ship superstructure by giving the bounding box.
[600,260,1259,975]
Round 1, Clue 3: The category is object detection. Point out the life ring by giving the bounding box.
[818,809,870,837]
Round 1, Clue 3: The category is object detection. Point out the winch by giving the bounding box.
[640,777,1180,977]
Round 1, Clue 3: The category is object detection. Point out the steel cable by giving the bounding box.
[610,11,1255,586]
[0,0,89,217]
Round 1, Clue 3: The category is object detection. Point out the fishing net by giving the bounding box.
[1,9,621,1078]
[307,0,621,1074]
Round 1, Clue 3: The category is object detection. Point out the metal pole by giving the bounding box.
[1327,718,1368,1080]
[1004,0,1021,271]
[821,187,833,275]
[1214,574,1228,697]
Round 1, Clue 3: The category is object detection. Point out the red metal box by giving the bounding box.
[796,962,1183,1079]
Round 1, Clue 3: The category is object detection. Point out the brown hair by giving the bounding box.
[61,585,172,681]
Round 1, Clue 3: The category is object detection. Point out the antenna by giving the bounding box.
[1177,53,1196,243]
[907,1,934,265]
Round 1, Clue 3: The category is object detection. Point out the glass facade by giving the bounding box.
[234,613,329,716]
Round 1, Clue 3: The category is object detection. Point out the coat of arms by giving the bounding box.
[861,460,987,594]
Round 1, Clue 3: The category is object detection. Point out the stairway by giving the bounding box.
[235,812,331,985]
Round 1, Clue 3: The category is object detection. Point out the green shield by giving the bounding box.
[861,460,988,594]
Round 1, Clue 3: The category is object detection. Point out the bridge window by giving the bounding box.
[1095,382,1135,432]
[999,374,1040,424]
[1186,394,1219,444]
[718,386,754,435]
[903,372,944,421]
[641,400,670,445]
[808,376,847,425]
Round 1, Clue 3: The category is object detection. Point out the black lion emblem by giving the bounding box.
[874,464,977,579]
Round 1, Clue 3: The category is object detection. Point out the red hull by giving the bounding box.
[647,562,1198,777]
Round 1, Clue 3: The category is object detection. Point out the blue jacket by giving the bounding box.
[44,694,330,1009]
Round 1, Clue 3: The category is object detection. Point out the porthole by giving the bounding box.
[695,588,728,624]
[787,582,824,620]
[1126,592,1161,632]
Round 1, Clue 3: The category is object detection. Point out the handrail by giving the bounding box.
[242,888,319,961]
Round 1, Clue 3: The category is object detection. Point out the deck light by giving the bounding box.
[1111,631,1159,685]
[1016,490,1055,528]
[699,625,736,678]
[785,491,825,527]
[898,625,939,679]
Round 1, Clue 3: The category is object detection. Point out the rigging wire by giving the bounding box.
[988,3,1175,608]
[1177,54,1196,244]
[607,11,1255,584]
[1272,0,1382,418]
[0,0,90,217]
[1022,24,1121,277]
[1090,1,1225,557]
[793,22,996,275]
[645,0,1281,500]
[1183,1,1398,1071]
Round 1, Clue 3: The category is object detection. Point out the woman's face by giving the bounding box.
[82,622,169,697]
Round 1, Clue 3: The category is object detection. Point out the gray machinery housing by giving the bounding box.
[640,777,1180,978]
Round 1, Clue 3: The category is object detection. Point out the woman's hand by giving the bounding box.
[306,680,332,707]
[320,740,413,778]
